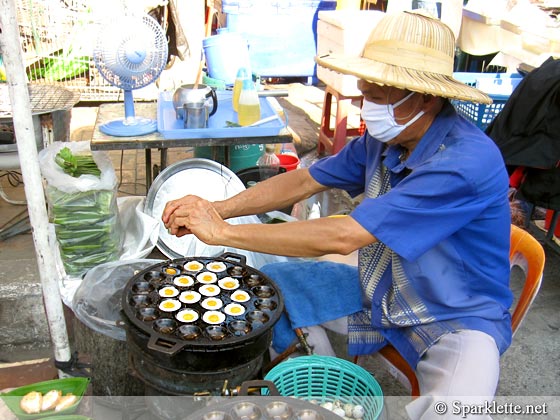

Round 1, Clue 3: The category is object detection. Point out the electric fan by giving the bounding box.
[93,14,168,136]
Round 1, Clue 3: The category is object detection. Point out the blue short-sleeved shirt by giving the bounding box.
[309,102,513,367]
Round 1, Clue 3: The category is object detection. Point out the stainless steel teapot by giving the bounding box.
[172,84,218,125]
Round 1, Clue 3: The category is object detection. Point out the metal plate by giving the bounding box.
[0,84,81,119]
[144,158,247,259]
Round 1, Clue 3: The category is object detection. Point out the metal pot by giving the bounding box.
[173,84,218,121]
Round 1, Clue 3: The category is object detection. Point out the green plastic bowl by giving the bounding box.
[264,355,383,420]
[0,377,90,420]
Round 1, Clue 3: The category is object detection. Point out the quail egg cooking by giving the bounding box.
[197,271,218,284]
[173,275,194,287]
[218,277,239,290]
[199,284,221,297]
[179,290,201,304]
[164,266,179,276]
[202,310,226,325]
[224,303,245,316]
[231,290,250,302]
[176,309,199,323]
[184,260,204,272]
[201,297,223,310]
[206,261,227,273]
[158,299,181,312]
[158,286,179,298]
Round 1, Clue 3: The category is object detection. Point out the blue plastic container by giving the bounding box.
[451,72,523,131]
[202,32,251,85]
[223,0,337,79]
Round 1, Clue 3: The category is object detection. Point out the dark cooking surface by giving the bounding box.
[122,253,284,348]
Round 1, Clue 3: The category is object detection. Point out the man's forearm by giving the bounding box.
[218,215,374,257]
[215,168,326,220]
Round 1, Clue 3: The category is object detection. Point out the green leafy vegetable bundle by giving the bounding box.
[40,142,122,277]
[47,186,121,276]
[55,147,101,177]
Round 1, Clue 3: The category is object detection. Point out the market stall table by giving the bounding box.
[91,93,292,193]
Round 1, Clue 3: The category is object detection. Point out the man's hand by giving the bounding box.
[162,195,227,243]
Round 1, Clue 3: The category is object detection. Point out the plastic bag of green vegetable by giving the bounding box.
[39,141,122,276]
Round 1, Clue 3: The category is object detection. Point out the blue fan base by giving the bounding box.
[100,118,157,137]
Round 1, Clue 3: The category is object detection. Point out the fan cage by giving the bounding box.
[93,14,168,91]
[14,0,166,102]
[264,355,384,420]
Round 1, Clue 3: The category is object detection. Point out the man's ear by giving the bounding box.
[422,94,444,112]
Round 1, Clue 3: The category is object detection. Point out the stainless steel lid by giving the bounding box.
[144,158,247,259]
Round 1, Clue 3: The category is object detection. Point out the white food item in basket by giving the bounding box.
[41,389,62,411]
[20,391,42,414]
[54,394,77,412]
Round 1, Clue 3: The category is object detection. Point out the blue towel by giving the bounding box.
[260,261,363,353]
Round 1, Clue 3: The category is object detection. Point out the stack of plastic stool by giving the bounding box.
[318,85,364,155]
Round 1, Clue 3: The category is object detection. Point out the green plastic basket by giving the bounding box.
[264,355,383,420]
[0,377,90,420]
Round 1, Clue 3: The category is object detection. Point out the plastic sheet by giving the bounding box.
[72,259,163,341]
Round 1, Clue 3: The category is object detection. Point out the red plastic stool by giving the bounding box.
[318,85,364,155]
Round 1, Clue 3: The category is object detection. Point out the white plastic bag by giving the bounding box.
[72,259,163,341]
[39,140,117,193]
[39,141,122,276]
[117,196,159,260]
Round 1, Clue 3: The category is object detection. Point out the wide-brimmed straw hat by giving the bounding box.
[315,11,491,104]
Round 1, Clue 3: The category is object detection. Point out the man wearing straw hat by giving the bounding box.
[163,11,512,417]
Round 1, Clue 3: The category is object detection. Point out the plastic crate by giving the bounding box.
[264,355,384,420]
[451,72,523,131]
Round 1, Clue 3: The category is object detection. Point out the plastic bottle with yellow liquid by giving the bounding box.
[238,78,261,126]
[232,67,249,112]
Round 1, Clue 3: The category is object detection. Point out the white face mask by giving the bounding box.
[360,92,425,143]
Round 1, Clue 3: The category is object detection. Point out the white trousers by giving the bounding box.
[303,320,500,420]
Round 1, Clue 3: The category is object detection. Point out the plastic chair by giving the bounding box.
[356,224,545,397]
[508,224,545,332]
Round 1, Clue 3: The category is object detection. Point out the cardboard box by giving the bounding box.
[458,8,502,55]
[316,10,384,96]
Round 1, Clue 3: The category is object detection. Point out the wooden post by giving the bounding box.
[0,0,72,375]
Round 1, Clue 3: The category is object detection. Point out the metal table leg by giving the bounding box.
[145,149,152,193]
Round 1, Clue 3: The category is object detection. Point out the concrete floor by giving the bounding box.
[0,83,559,400]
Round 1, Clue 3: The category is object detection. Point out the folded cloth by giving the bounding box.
[260,260,363,353]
